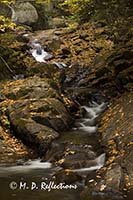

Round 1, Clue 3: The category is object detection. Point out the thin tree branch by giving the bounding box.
[0,54,15,75]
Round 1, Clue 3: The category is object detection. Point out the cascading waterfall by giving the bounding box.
[70,101,107,172]
[1,29,107,173]
[0,101,106,174]
[71,153,106,172]
[30,39,52,63]
[78,123,98,134]
[52,61,67,69]
[28,38,67,68]
[73,101,106,134]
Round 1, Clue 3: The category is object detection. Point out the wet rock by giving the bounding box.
[47,142,97,170]
[84,165,125,200]
[8,115,59,156]
[105,165,123,191]
[84,93,133,199]
[62,154,97,169]
[1,75,72,155]
[30,98,72,131]
[2,76,60,100]
[54,169,82,184]
[2,76,72,130]
[74,44,132,99]
[43,142,66,162]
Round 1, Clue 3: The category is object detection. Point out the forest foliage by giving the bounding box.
[58,0,132,23]
[0,0,132,32]
[0,0,15,32]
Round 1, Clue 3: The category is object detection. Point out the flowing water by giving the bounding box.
[29,39,52,63]
[0,100,132,200]
[0,101,108,200]
[0,167,81,200]
[29,38,67,69]
[1,39,131,199]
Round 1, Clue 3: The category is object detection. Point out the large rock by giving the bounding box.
[8,110,59,156]
[13,2,38,25]
[2,75,60,100]
[44,142,97,169]
[0,75,72,156]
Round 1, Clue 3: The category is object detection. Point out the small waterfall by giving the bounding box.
[71,153,106,172]
[82,105,97,118]
[78,123,98,134]
[69,101,107,172]
[0,101,107,176]
[73,101,107,135]
[30,39,52,63]
[29,39,67,68]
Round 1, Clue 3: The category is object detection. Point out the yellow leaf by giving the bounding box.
[100,184,106,191]
[64,169,71,175]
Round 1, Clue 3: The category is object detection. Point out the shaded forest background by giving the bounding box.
[0,0,132,32]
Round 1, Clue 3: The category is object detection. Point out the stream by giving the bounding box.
[0,97,107,200]
[0,1,132,198]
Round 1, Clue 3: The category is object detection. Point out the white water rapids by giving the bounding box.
[30,39,52,63]
[0,101,106,174]
[28,38,68,69]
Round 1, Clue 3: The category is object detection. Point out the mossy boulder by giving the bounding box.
[13,2,38,26]
[2,76,60,100]
[0,75,72,155]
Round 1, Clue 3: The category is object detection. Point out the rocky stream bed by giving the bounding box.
[0,13,132,200]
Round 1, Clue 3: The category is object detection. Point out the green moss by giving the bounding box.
[48,79,59,90]
[0,32,16,46]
